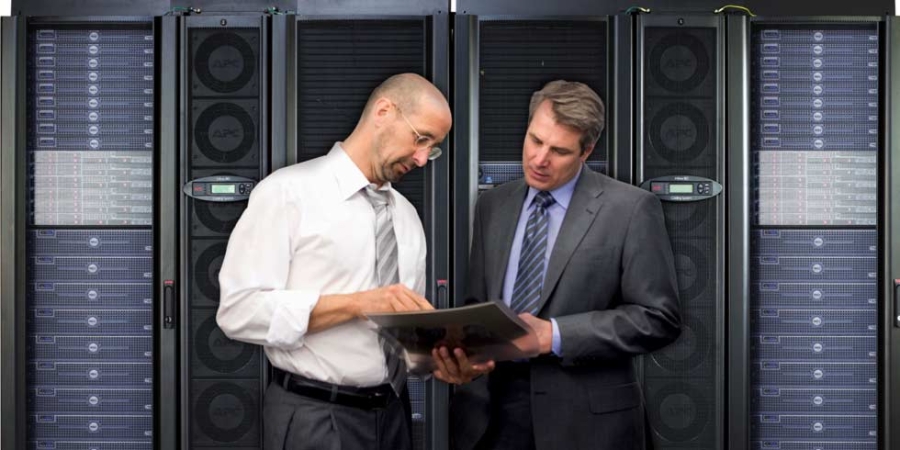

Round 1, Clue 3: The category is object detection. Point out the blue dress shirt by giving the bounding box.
[501,165,583,356]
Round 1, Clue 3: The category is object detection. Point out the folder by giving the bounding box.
[366,301,540,374]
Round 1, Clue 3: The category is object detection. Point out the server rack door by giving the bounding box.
[180,14,269,450]
[635,13,727,450]
[886,15,900,450]
[747,17,883,450]
[1,14,27,450]
[19,16,159,450]
[726,13,752,450]
[157,14,179,450]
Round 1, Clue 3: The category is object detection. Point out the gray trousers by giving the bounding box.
[263,381,412,450]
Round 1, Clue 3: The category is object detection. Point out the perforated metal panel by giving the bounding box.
[752,25,879,226]
[185,19,265,450]
[27,26,154,226]
[478,20,607,164]
[752,282,877,309]
[28,387,153,414]
[752,441,875,450]
[752,361,876,387]
[751,414,876,441]
[28,362,153,387]
[29,414,153,440]
[296,19,428,222]
[24,21,157,450]
[190,380,261,447]
[29,309,153,335]
[639,18,723,450]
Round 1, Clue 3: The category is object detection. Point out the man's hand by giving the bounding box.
[309,284,432,334]
[518,313,553,355]
[431,347,495,385]
[356,284,433,317]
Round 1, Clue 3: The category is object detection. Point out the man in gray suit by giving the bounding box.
[450,80,682,450]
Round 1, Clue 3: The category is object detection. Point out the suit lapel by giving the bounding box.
[488,181,528,302]
[534,170,605,315]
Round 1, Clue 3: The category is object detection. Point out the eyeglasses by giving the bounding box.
[394,103,443,161]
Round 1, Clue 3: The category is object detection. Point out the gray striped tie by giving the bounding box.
[363,184,407,394]
[510,191,555,314]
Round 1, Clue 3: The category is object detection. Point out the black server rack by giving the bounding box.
[635,14,726,450]
[21,18,158,450]
[180,15,269,450]
[471,18,609,190]
[746,18,882,450]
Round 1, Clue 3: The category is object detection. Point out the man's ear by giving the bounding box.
[371,97,393,127]
[580,144,595,161]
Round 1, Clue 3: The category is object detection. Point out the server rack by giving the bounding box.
[0,15,175,450]
[736,15,887,450]
[635,13,727,450]
[179,14,269,450]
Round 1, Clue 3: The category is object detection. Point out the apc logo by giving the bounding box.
[213,336,243,348]
[211,59,241,69]
[211,405,243,419]
[664,58,695,69]
[664,401,695,417]
[212,128,241,139]
[664,127,695,140]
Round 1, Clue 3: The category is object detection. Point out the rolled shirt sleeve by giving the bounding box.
[216,176,319,350]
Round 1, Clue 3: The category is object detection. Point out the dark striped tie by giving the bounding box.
[363,185,407,395]
[510,191,555,314]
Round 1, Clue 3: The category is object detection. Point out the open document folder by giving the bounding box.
[366,301,541,375]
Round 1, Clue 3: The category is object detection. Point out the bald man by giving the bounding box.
[217,73,457,450]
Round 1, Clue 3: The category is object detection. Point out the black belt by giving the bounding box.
[273,368,396,410]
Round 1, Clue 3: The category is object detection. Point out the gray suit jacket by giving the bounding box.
[451,167,681,450]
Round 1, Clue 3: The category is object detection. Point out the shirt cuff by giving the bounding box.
[550,318,562,357]
[264,289,320,349]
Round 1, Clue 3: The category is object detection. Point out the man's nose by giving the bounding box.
[412,148,429,167]
[534,147,551,166]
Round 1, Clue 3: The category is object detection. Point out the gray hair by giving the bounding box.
[528,80,606,153]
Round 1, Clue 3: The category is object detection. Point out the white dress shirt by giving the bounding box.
[217,143,427,387]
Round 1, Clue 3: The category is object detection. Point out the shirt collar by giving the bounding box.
[327,142,393,202]
[523,163,583,210]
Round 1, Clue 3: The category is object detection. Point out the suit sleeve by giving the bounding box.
[466,196,488,304]
[554,193,681,363]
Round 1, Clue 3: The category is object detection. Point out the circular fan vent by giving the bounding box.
[195,381,256,442]
[662,202,709,235]
[649,32,710,93]
[651,314,709,373]
[194,242,227,303]
[648,382,710,444]
[194,102,256,164]
[194,32,256,93]
[195,313,256,375]
[194,201,246,235]
[671,242,709,303]
[649,102,709,164]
